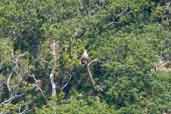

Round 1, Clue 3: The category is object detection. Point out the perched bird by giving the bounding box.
[80,50,90,65]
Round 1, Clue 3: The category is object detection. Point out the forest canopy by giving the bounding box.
[0,0,171,114]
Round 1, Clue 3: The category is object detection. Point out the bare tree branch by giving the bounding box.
[19,109,32,114]
[12,52,28,67]
[1,93,24,105]
[50,69,56,96]
[87,59,98,89]
[31,75,47,102]
[62,72,73,90]
[6,52,28,97]
[103,7,131,29]
[7,72,13,96]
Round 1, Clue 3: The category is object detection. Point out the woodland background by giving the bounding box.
[0,0,171,114]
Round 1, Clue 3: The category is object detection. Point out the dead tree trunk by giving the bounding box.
[49,40,60,96]
[50,68,57,97]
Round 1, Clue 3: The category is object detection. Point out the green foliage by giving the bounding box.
[0,0,171,114]
[0,38,13,64]
[36,96,117,114]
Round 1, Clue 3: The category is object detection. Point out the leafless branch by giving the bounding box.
[31,74,47,102]
[7,72,13,96]
[13,52,28,79]
[62,72,73,90]
[6,52,28,97]
[115,7,130,18]
[87,59,98,89]
[166,2,171,9]
[19,109,32,114]
[18,104,32,114]
[16,52,28,59]
[88,59,98,66]
[12,52,28,65]
[1,94,24,105]
[104,7,131,29]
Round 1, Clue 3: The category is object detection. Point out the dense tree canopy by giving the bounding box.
[0,0,171,114]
